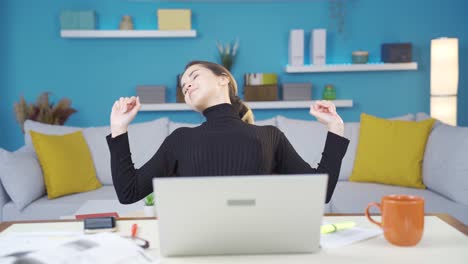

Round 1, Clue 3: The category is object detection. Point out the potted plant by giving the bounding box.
[143,193,156,217]
[13,92,77,133]
[216,38,239,71]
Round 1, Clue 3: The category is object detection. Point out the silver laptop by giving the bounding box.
[153,174,328,257]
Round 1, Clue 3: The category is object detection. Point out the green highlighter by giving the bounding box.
[321,221,356,234]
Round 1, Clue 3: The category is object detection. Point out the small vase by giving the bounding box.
[322,84,337,100]
[143,205,156,217]
[119,15,134,30]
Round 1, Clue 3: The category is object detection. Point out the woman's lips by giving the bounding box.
[189,88,198,97]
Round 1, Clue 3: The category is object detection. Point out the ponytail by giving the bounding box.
[229,93,255,124]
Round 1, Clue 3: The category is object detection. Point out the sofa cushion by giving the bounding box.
[30,130,102,199]
[330,181,468,224]
[277,114,415,181]
[24,120,81,147]
[24,118,169,185]
[350,114,435,188]
[1,186,119,221]
[255,117,277,127]
[83,118,169,185]
[341,114,416,182]
[0,176,8,221]
[0,146,45,210]
[422,123,468,206]
[277,115,328,174]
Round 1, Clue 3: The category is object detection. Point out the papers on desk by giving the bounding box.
[320,227,383,249]
[0,232,158,264]
[0,232,82,257]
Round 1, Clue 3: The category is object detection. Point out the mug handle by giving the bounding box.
[365,202,383,227]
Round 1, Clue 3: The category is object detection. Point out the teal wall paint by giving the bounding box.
[1,1,8,141]
[2,0,467,151]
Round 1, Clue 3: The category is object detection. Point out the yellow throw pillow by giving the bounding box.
[30,130,101,199]
[349,113,435,188]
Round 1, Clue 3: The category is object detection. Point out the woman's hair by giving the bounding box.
[183,60,254,124]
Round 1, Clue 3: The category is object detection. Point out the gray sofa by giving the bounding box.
[1,113,467,224]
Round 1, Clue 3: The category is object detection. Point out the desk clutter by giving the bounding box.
[1,216,467,263]
[0,232,155,264]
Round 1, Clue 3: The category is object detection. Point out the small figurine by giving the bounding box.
[119,15,134,30]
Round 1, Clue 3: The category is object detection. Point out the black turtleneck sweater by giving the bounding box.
[106,103,349,204]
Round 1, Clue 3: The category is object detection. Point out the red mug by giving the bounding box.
[366,194,424,246]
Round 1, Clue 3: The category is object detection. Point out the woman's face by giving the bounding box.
[180,64,228,111]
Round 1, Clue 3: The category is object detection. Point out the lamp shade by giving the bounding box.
[431,38,459,96]
[430,96,457,126]
[430,37,459,126]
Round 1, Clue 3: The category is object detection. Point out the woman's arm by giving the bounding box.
[275,100,349,203]
[106,133,176,204]
[275,131,349,203]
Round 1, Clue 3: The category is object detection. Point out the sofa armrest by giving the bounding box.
[0,179,11,222]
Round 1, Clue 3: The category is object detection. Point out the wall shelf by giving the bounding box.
[285,62,418,73]
[140,100,353,111]
[60,30,197,38]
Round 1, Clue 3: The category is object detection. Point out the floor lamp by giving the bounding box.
[430,37,459,126]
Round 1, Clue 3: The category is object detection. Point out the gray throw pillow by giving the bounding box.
[24,120,81,146]
[423,123,468,205]
[83,118,169,185]
[277,115,328,176]
[0,146,45,210]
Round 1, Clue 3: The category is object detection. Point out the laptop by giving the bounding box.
[153,174,328,257]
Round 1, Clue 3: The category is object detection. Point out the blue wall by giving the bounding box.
[1,0,467,151]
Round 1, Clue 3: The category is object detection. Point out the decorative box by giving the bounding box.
[244,85,278,101]
[60,10,96,30]
[244,73,277,86]
[136,86,166,104]
[282,83,312,101]
[381,43,412,63]
[157,9,191,30]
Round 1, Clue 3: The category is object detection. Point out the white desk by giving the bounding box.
[61,199,148,219]
[1,216,467,263]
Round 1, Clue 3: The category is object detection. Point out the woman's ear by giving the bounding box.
[218,75,229,86]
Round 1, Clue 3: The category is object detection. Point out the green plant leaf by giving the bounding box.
[145,193,155,206]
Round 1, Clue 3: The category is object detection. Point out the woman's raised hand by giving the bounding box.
[110,96,141,137]
[309,100,344,137]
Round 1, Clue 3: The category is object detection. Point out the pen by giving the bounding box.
[321,221,356,234]
[131,223,138,238]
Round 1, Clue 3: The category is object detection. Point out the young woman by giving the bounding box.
[107,61,349,204]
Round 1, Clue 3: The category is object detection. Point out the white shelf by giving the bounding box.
[140,100,353,111]
[60,30,197,38]
[285,62,418,73]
